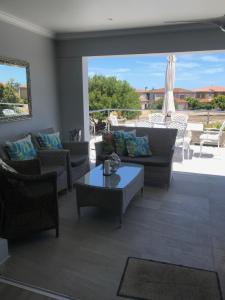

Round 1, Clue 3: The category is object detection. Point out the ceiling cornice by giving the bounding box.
[0,9,54,38]
[55,23,215,41]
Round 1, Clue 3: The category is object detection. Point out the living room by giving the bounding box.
[0,1,225,299]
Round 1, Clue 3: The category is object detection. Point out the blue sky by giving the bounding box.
[0,64,26,85]
[88,52,225,89]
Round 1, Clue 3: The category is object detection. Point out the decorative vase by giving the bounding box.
[109,152,121,172]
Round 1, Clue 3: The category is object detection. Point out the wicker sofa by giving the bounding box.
[95,126,177,187]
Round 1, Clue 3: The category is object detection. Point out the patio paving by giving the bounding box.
[173,144,225,177]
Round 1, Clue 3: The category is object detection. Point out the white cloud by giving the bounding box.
[200,55,225,63]
[176,62,200,69]
[115,68,130,73]
[135,61,166,69]
[152,72,164,77]
[88,67,130,76]
[88,71,95,77]
[176,72,200,81]
[202,67,224,74]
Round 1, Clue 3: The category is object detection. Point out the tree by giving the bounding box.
[151,98,163,109]
[212,95,225,110]
[186,97,200,110]
[0,83,4,100]
[2,79,21,103]
[89,75,140,120]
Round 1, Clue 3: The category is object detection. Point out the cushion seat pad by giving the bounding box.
[41,165,65,176]
[70,154,88,167]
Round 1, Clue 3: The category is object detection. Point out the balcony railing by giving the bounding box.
[89,108,225,135]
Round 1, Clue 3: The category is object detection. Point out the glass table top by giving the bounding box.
[76,163,143,189]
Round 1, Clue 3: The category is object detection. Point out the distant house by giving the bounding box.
[136,87,194,109]
[136,86,225,110]
[149,88,194,101]
[192,86,225,100]
[19,85,28,100]
[175,98,189,110]
[136,89,152,109]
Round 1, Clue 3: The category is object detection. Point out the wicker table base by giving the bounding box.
[75,163,144,226]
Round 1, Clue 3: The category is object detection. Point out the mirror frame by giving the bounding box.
[0,56,32,122]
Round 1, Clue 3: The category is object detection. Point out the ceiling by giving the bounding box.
[0,0,224,37]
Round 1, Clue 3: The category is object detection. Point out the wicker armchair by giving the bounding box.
[0,138,69,193]
[33,128,90,188]
[0,159,59,239]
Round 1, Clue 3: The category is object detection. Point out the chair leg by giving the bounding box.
[200,141,204,157]
[182,145,185,161]
[187,144,190,159]
[55,225,59,238]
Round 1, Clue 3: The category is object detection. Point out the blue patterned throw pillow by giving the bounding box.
[126,136,152,158]
[113,130,136,156]
[6,135,37,161]
[38,132,63,150]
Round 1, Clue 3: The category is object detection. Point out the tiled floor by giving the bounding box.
[1,169,225,299]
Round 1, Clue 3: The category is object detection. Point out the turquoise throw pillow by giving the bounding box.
[6,135,37,161]
[126,136,152,158]
[113,130,136,156]
[38,132,63,150]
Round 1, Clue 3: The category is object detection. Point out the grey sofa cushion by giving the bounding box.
[70,154,87,167]
[41,165,65,176]
[97,153,170,167]
[119,155,170,167]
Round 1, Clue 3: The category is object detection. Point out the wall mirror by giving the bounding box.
[0,57,32,122]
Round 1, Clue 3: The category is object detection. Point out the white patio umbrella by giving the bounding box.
[162,54,176,116]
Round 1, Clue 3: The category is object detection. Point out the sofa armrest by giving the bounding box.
[5,159,41,175]
[38,149,70,166]
[62,142,89,155]
[95,141,103,158]
[169,145,175,160]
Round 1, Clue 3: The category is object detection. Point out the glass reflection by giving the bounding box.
[77,163,142,189]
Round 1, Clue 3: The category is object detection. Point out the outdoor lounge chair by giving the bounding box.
[171,113,188,123]
[149,113,165,127]
[199,121,225,156]
[167,121,191,160]
[108,115,119,126]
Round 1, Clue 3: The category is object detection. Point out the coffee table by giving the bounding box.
[75,163,144,226]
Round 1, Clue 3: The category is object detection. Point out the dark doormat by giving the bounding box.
[117,257,223,300]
